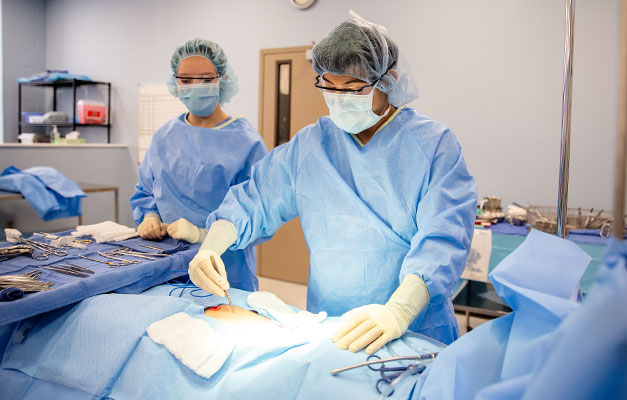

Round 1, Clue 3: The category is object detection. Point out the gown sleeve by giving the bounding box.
[206,139,299,248]
[400,130,478,301]
[231,135,269,186]
[129,142,160,225]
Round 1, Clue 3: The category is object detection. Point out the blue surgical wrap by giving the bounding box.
[130,114,268,291]
[207,107,477,344]
[521,238,627,400]
[0,234,198,326]
[1,286,443,400]
[0,287,23,302]
[410,230,627,399]
[0,166,85,221]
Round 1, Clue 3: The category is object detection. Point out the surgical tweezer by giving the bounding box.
[111,251,157,261]
[40,265,90,278]
[97,251,140,265]
[58,263,94,274]
[78,254,124,267]
[138,244,165,251]
[331,353,439,375]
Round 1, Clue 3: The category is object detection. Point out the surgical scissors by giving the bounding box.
[331,352,438,375]
[366,354,426,396]
[22,239,67,260]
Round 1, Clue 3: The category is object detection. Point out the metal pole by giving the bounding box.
[614,0,627,239]
[556,0,576,238]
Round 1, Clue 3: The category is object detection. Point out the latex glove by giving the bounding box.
[137,213,167,240]
[332,274,430,354]
[188,220,237,297]
[167,218,207,244]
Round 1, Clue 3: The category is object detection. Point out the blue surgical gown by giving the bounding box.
[130,114,268,291]
[207,106,477,344]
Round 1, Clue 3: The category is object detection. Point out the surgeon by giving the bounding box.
[130,38,268,291]
[188,15,477,352]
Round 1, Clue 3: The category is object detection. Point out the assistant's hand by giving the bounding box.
[332,274,430,354]
[332,304,402,354]
[188,220,238,297]
[137,214,166,240]
[166,218,207,244]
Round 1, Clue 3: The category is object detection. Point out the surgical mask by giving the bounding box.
[176,82,220,117]
[323,90,386,134]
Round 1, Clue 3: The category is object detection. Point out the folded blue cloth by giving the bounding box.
[17,70,91,83]
[0,166,85,221]
[0,287,24,302]
[413,230,627,399]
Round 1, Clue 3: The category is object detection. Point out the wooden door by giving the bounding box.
[257,46,328,284]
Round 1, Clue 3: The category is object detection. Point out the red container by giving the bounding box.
[77,100,107,124]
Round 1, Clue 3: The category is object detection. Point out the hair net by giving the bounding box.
[169,38,239,104]
[312,13,418,107]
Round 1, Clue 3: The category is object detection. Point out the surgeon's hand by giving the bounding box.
[332,274,430,354]
[188,220,238,297]
[137,213,167,240]
[167,218,208,244]
[189,250,229,297]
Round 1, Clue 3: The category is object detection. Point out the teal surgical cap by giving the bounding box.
[169,38,239,104]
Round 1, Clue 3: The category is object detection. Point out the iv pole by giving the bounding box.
[614,0,627,240]
[556,0,576,238]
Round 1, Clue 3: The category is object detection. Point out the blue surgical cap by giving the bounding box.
[312,16,418,106]
[169,38,239,104]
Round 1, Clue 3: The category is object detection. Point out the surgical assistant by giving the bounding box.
[189,16,477,349]
[130,39,268,291]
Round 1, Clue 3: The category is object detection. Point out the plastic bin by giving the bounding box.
[20,112,44,123]
[77,100,107,124]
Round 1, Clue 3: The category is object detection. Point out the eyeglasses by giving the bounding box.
[175,75,220,85]
[314,75,377,95]
[313,65,393,95]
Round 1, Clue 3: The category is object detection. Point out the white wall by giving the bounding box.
[42,0,621,210]
[0,0,3,142]
[2,0,47,143]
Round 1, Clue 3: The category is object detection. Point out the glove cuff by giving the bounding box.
[197,228,208,244]
[385,274,430,333]
[143,213,161,223]
[200,220,237,254]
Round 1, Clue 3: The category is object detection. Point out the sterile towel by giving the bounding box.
[72,221,139,243]
[147,312,234,379]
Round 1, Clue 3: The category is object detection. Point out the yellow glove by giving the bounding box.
[332,274,430,354]
[166,218,207,244]
[188,220,237,297]
[137,213,167,240]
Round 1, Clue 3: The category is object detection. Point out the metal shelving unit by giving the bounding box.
[18,79,112,143]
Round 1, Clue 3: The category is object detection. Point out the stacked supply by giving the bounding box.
[72,221,138,243]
